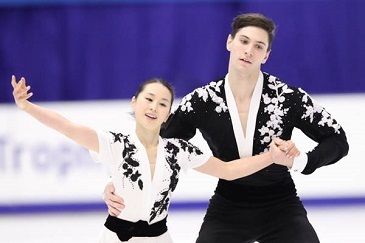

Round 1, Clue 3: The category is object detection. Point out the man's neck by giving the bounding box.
[228,70,260,99]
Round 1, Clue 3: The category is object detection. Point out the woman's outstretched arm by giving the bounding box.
[11,75,99,152]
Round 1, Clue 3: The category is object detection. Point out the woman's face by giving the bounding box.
[131,82,172,131]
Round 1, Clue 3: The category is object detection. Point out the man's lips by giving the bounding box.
[240,58,252,64]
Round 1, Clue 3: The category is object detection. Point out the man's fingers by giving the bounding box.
[277,144,288,152]
[106,201,123,217]
[110,193,124,204]
[286,146,300,158]
[105,194,124,206]
[110,199,125,210]
[105,194,124,215]
[286,141,295,151]
[273,137,284,146]
[108,208,118,217]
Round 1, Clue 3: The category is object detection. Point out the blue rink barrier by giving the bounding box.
[1,197,365,215]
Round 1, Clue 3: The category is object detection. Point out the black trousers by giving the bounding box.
[196,191,319,243]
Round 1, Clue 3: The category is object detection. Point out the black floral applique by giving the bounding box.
[149,141,181,222]
[178,139,204,157]
[165,141,182,192]
[109,132,143,190]
[149,139,203,222]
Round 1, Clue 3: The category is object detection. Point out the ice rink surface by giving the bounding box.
[1,205,365,242]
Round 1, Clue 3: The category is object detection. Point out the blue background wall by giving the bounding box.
[1,0,364,103]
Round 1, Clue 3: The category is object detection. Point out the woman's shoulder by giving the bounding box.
[162,137,204,155]
[98,130,131,144]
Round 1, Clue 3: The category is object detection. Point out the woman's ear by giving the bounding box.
[131,96,136,110]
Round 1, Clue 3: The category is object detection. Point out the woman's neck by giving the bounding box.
[135,127,159,149]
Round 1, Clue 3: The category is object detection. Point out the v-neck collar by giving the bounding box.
[224,72,263,158]
[129,133,165,218]
[129,133,164,183]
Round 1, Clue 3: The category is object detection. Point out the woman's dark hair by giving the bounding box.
[135,77,175,109]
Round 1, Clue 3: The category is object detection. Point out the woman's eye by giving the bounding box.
[146,97,152,102]
[160,103,167,107]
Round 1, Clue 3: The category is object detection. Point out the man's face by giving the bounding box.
[226,26,271,72]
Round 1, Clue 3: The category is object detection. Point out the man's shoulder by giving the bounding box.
[262,71,303,92]
[189,76,225,94]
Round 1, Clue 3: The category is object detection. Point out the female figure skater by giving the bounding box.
[11,75,297,243]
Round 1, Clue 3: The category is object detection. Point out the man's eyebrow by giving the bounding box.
[239,34,267,46]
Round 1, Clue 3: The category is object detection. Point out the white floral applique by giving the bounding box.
[179,80,228,114]
[180,93,194,112]
[258,75,293,147]
[299,88,341,134]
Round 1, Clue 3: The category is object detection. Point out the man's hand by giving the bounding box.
[104,182,125,217]
[274,138,300,158]
[270,138,300,168]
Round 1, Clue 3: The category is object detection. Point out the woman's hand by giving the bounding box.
[11,75,32,110]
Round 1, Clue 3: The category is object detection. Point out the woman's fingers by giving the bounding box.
[11,75,33,110]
